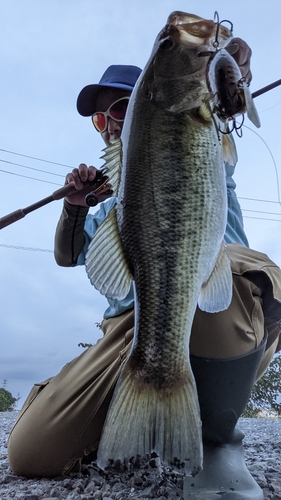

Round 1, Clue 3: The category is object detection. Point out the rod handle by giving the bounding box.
[52,184,78,200]
[0,209,25,229]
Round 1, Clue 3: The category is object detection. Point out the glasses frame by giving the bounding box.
[91,96,130,133]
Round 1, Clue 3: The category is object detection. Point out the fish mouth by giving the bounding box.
[165,11,232,48]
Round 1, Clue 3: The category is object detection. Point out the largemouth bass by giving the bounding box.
[85,11,234,475]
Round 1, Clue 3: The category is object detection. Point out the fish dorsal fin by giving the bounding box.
[85,206,132,299]
[222,132,238,166]
[243,81,261,128]
[100,138,122,195]
[198,242,232,312]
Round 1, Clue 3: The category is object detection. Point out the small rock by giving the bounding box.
[92,491,103,500]
[49,488,61,497]
[14,495,40,500]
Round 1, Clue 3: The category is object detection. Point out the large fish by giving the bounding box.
[85,11,234,475]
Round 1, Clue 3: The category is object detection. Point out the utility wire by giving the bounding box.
[0,158,65,178]
[0,148,73,169]
[1,148,281,216]
[0,167,280,207]
[0,243,53,253]
[1,212,280,255]
[0,146,280,205]
[243,215,281,222]
[0,169,61,186]
[242,208,281,216]
[1,167,281,217]
[238,196,281,205]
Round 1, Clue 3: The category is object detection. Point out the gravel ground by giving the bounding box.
[0,411,280,500]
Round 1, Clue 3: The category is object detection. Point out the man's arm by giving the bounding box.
[54,163,112,267]
[54,201,89,267]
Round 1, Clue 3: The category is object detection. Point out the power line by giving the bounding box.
[1,211,280,255]
[0,169,61,186]
[1,166,281,218]
[242,208,281,216]
[1,165,280,207]
[0,148,73,169]
[0,243,53,253]
[0,158,65,178]
[243,215,281,222]
[238,196,281,205]
[1,148,281,212]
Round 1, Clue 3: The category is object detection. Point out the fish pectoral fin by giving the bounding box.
[100,138,123,195]
[198,242,233,313]
[85,206,132,299]
[197,96,213,122]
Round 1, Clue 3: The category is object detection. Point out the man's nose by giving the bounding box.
[107,117,122,134]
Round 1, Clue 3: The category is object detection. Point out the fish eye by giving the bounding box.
[159,37,174,50]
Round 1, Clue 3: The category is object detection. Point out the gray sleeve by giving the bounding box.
[54,200,89,267]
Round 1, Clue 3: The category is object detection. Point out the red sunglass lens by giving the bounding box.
[93,113,106,132]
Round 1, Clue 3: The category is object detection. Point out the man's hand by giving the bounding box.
[64,164,112,207]
[226,37,252,84]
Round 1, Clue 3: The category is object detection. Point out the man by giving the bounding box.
[8,64,281,499]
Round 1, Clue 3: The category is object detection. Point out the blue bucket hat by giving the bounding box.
[77,64,142,117]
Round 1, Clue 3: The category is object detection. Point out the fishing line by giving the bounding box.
[258,98,281,114]
[239,124,281,205]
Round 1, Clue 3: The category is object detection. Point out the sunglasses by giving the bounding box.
[92,96,130,133]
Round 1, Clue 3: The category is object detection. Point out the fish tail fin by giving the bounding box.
[97,361,203,475]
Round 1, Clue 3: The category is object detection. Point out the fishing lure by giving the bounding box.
[207,47,260,131]
[205,13,261,131]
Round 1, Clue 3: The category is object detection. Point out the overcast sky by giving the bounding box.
[0,0,280,408]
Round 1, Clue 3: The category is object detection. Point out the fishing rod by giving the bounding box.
[0,171,111,229]
[0,79,280,230]
[251,79,281,99]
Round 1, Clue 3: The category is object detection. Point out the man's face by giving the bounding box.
[94,88,131,146]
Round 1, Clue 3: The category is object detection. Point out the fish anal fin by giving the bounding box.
[198,242,233,313]
[222,132,238,166]
[85,207,132,299]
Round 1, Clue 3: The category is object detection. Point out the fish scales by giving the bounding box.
[119,112,224,384]
[85,11,233,475]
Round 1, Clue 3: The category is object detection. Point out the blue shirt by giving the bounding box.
[77,197,135,318]
[225,161,249,247]
[77,164,248,318]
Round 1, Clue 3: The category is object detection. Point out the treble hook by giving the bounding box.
[213,11,234,49]
[218,115,245,137]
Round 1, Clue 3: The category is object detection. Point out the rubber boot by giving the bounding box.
[184,336,267,500]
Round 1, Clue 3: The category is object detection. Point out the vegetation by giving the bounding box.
[243,354,281,417]
[0,387,18,412]
[78,322,101,349]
